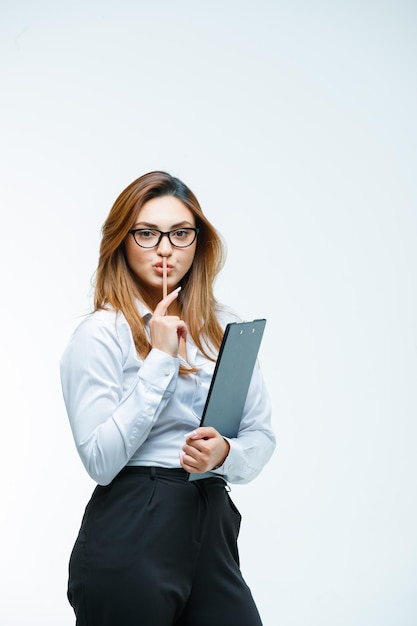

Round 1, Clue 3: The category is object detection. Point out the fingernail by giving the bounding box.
[176,286,182,293]
[184,430,197,438]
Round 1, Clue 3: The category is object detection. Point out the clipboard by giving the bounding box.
[188,318,266,481]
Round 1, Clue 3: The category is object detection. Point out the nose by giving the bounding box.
[156,233,173,256]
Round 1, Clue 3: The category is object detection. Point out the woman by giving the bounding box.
[61,171,275,626]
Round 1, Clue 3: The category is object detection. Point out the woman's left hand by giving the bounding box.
[180,427,230,474]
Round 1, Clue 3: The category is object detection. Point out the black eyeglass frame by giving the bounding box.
[128,227,199,249]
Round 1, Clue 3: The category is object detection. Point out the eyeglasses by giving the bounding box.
[128,227,199,249]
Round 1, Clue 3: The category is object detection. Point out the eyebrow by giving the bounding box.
[133,220,195,229]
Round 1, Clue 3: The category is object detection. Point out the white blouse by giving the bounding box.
[60,301,275,486]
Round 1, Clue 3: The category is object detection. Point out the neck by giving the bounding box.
[138,289,183,318]
[166,299,182,317]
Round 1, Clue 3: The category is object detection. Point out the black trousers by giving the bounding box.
[68,467,263,626]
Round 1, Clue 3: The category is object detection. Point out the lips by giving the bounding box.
[155,262,173,275]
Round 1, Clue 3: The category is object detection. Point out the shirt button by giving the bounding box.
[163,368,171,376]
[146,408,153,416]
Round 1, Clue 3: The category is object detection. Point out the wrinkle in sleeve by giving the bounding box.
[60,317,179,485]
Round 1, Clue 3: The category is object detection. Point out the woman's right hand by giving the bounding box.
[148,288,187,358]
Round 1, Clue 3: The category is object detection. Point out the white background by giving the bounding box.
[1,1,416,625]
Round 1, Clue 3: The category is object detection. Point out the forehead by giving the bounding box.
[136,195,195,226]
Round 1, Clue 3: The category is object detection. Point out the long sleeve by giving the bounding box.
[60,312,179,485]
[213,360,276,484]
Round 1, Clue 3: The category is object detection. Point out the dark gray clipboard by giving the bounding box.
[188,318,266,481]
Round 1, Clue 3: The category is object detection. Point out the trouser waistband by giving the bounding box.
[120,466,189,480]
[119,465,226,486]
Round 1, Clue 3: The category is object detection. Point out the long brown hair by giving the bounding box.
[94,171,226,372]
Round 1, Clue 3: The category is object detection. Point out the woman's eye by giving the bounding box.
[139,230,156,238]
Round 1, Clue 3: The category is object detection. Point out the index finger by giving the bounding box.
[153,286,181,317]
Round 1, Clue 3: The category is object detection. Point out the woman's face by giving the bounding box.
[125,195,197,304]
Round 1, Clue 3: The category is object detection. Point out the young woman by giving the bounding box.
[60,171,275,626]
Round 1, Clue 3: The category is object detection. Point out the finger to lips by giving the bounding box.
[153,287,181,317]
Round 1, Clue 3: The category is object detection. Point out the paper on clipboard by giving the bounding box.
[188,318,266,481]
